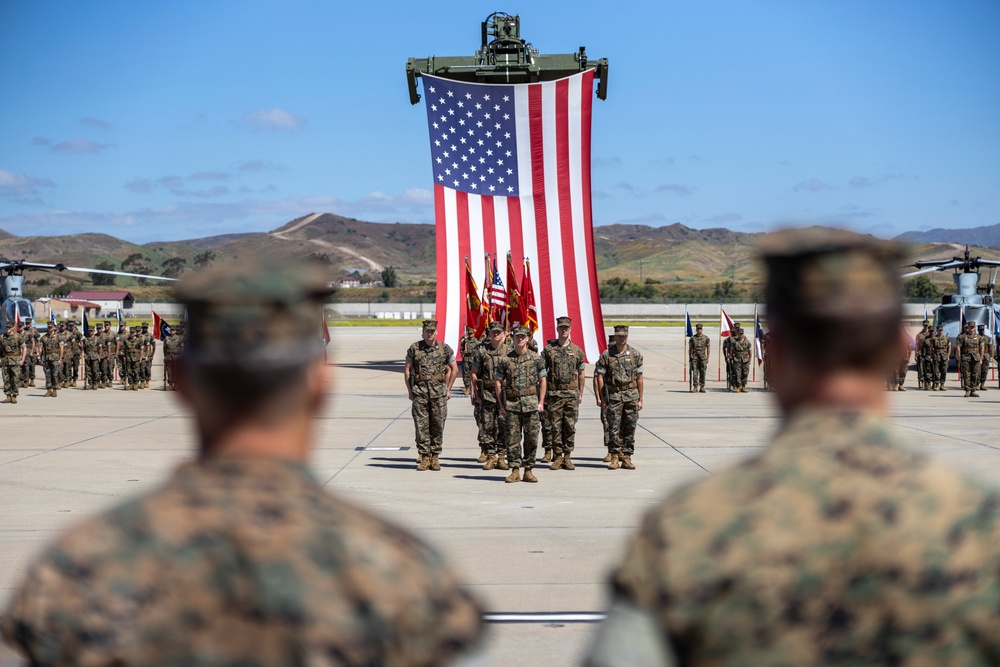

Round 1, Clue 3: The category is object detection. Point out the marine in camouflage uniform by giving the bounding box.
[921,326,938,389]
[115,323,128,386]
[730,325,752,392]
[890,326,911,391]
[585,228,1000,667]
[914,319,930,388]
[98,320,114,387]
[2,322,26,403]
[56,320,71,388]
[162,325,183,390]
[541,317,585,471]
[405,320,457,471]
[472,322,511,470]
[930,324,951,390]
[460,326,479,395]
[955,320,982,397]
[599,334,615,462]
[19,317,39,387]
[594,325,643,470]
[688,323,710,392]
[82,326,103,389]
[978,324,992,391]
[124,327,144,390]
[722,331,735,391]
[139,322,154,388]
[496,324,546,483]
[2,261,484,666]
[40,323,64,397]
[67,320,83,386]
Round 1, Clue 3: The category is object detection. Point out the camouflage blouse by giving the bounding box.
[471,341,508,403]
[405,340,455,399]
[541,340,585,398]
[2,457,484,667]
[609,409,1000,665]
[1,331,24,364]
[595,344,643,403]
[496,348,546,413]
[688,332,710,361]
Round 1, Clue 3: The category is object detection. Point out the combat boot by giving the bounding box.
[483,455,496,471]
[607,454,620,470]
[429,455,441,471]
[970,390,980,398]
[10,397,16,404]
[898,385,906,391]
[549,453,564,470]
[416,455,431,471]
[477,449,488,464]
[540,448,553,463]
[505,467,521,483]
[620,454,636,470]
[980,384,987,391]
[965,390,971,397]
[562,454,575,470]
[699,386,706,393]
[3,396,13,404]
[52,389,57,397]
[43,389,52,397]
[602,452,613,463]
[496,454,509,471]
[522,468,538,483]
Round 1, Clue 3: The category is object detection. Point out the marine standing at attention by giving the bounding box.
[585,227,1000,667]
[496,324,546,483]
[914,319,930,389]
[955,320,983,398]
[594,325,643,470]
[2,321,26,404]
[460,325,479,395]
[405,319,457,472]
[930,323,951,390]
[688,323,710,393]
[40,322,64,397]
[471,321,510,471]
[731,324,752,392]
[541,316,586,471]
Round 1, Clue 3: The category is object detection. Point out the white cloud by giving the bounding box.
[242,108,306,131]
[0,169,56,198]
[50,139,113,154]
[80,117,112,130]
[793,177,829,192]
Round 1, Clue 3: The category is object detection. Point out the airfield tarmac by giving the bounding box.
[2,325,1000,666]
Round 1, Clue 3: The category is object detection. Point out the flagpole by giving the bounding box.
[683,306,688,384]
[717,305,722,383]
[752,304,757,383]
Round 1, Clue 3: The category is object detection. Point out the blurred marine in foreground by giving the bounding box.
[2,262,484,666]
[585,228,1000,666]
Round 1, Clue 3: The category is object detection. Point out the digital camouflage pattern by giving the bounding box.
[82,332,102,389]
[957,327,982,392]
[472,340,509,456]
[688,331,709,390]
[406,339,454,456]
[497,348,546,468]
[914,325,929,386]
[40,329,63,390]
[2,327,25,399]
[595,344,643,455]
[731,332,752,390]
[931,331,950,387]
[460,331,479,393]
[2,457,484,666]
[980,327,993,388]
[542,339,585,454]
[20,324,39,387]
[610,409,1000,666]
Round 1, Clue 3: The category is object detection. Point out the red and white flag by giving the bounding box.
[421,71,606,361]
[720,308,735,338]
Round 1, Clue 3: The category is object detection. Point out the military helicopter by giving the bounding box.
[903,246,1000,354]
[406,11,609,105]
[0,259,175,331]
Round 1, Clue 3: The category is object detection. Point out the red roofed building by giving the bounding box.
[67,291,134,312]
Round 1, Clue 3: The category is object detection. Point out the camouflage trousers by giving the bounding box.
[411,392,448,456]
[126,357,142,386]
[476,399,506,455]
[733,359,750,388]
[690,357,707,389]
[85,358,101,388]
[916,356,928,384]
[546,394,580,453]
[540,407,553,451]
[43,359,60,389]
[3,363,20,397]
[461,361,472,392]
[141,358,152,382]
[505,409,539,468]
[600,405,610,448]
[960,356,981,391]
[20,357,35,385]
[980,359,991,387]
[933,356,949,385]
[606,399,639,455]
[99,357,110,384]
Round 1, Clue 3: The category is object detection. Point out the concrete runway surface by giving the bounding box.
[2,326,999,666]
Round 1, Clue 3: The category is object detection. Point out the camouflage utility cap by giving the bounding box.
[422,319,437,331]
[614,325,629,334]
[759,227,902,321]
[696,323,703,330]
[489,321,504,332]
[512,324,529,337]
[173,261,333,365]
[556,316,572,327]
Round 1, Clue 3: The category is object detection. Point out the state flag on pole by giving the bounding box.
[49,310,57,326]
[464,257,485,337]
[720,308,735,338]
[152,311,170,341]
[506,252,525,328]
[421,71,606,361]
[754,308,765,364]
[685,308,693,338]
[116,308,124,330]
[14,307,21,330]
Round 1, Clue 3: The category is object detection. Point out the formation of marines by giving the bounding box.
[1,317,187,401]
[913,318,996,396]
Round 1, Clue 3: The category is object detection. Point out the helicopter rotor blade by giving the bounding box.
[35,268,89,283]
[901,264,958,279]
[11,261,177,282]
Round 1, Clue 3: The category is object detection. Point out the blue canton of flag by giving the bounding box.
[425,79,519,196]
[49,310,56,325]
[82,310,89,337]
[685,308,693,338]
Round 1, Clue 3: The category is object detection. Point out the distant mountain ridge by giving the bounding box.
[895,223,1000,248]
[2,219,999,292]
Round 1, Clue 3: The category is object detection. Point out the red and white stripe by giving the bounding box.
[432,70,606,362]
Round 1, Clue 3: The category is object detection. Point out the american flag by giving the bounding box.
[422,71,606,361]
[488,255,507,324]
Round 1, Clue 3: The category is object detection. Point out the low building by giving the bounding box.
[66,290,135,313]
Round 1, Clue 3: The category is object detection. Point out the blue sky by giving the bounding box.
[1,1,997,243]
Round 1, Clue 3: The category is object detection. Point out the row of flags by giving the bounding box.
[464,253,538,338]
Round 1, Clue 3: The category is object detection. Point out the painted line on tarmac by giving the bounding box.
[356,446,409,451]
[484,612,606,624]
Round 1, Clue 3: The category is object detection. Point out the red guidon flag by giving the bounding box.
[464,257,485,337]
[720,308,735,338]
[522,257,538,336]
[421,71,606,361]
